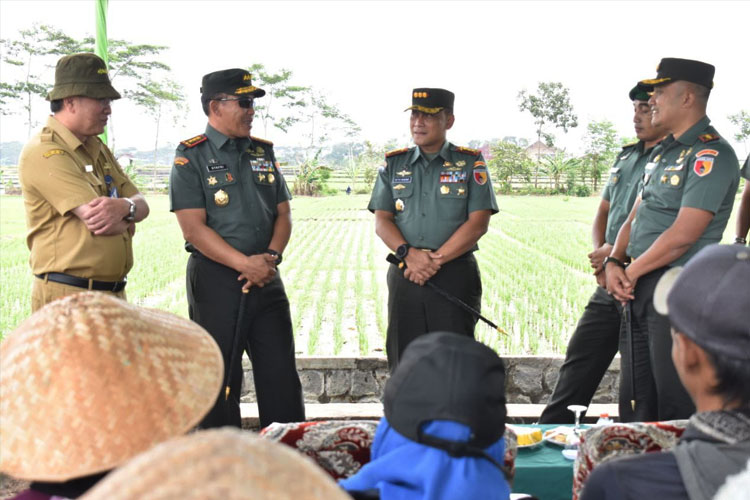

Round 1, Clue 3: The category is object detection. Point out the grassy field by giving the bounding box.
[1,193,743,355]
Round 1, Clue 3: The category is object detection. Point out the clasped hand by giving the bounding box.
[237,253,277,291]
[403,250,442,286]
[605,265,636,304]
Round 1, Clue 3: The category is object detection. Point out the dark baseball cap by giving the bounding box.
[200,68,265,98]
[46,53,121,101]
[404,88,455,114]
[639,57,715,89]
[629,82,653,101]
[654,244,750,360]
[384,331,507,449]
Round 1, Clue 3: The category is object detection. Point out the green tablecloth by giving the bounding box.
[512,424,583,500]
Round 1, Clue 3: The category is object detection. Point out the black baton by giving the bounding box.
[386,253,507,335]
[625,300,636,412]
[225,288,250,400]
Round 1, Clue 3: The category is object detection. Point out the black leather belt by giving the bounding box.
[35,272,127,292]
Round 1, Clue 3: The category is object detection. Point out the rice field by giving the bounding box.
[0,192,743,355]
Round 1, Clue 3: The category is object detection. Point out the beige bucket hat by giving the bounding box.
[81,427,351,500]
[0,292,224,481]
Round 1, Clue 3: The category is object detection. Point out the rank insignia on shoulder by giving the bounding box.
[180,134,207,148]
[698,133,720,143]
[42,149,66,158]
[214,189,229,206]
[386,147,409,158]
[174,156,189,166]
[621,141,638,149]
[207,176,218,186]
[453,146,481,156]
[251,136,273,146]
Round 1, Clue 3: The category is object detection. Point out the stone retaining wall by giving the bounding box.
[241,356,620,405]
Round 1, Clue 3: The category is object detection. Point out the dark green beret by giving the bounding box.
[629,82,653,101]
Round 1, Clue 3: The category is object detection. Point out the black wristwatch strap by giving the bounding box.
[603,256,627,269]
[266,249,282,265]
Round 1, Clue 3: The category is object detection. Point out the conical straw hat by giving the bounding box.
[0,292,224,481]
[81,427,352,500]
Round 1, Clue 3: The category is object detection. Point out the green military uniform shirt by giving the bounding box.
[368,141,498,250]
[601,141,655,245]
[628,116,739,265]
[169,125,291,255]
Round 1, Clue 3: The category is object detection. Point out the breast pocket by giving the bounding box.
[437,182,468,222]
[251,159,278,187]
[204,172,238,208]
[84,171,106,196]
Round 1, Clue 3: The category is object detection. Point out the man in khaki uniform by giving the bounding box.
[18,53,149,311]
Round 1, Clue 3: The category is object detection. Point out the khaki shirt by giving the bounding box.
[18,116,137,281]
[368,141,498,250]
[601,141,654,245]
[628,116,739,265]
[169,125,291,255]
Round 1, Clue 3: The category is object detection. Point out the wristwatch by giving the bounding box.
[396,243,411,261]
[603,256,627,269]
[266,249,282,265]
[124,198,136,222]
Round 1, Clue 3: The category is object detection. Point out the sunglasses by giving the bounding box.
[213,97,255,109]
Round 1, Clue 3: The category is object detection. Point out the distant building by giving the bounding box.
[525,140,559,158]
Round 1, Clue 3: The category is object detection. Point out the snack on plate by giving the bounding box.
[543,426,574,446]
[507,425,542,446]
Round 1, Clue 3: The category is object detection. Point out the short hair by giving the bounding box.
[50,99,63,113]
[201,92,224,116]
[686,82,711,105]
[706,350,750,407]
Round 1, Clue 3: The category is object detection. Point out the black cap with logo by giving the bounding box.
[200,68,266,98]
[404,88,455,114]
[639,57,715,89]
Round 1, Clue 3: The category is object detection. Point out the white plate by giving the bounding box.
[562,449,578,461]
[543,427,573,447]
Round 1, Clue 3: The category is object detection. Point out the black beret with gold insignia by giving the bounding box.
[404,88,454,115]
[639,58,715,89]
[201,69,266,98]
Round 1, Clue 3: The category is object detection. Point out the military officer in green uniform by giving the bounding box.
[607,58,740,422]
[369,88,498,369]
[169,68,304,429]
[735,154,750,245]
[540,83,667,423]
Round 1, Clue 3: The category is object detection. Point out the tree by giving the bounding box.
[542,151,580,191]
[296,89,360,161]
[518,82,578,186]
[582,120,619,191]
[728,110,750,155]
[1,24,84,134]
[126,78,186,179]
[488,140,533,192]
[247,63,308,138]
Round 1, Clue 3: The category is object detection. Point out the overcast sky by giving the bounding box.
[1,0,749,157]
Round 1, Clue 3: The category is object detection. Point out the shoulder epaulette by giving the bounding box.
[385,147,409,158]
[251,136,273,146]
[180,134,208,148]
[452,145,481,156]
[40,130,54,143]
[621,141,638,149]
[698,133,720,143]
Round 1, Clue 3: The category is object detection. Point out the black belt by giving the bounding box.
[35,272,127,292]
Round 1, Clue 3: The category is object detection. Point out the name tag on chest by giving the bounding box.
[206,164,228,172]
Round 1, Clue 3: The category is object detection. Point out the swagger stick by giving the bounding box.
[225,288,250,400]
[386,253,507,335]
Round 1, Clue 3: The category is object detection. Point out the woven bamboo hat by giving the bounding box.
[0,292,224,481]
[80,428,351,500]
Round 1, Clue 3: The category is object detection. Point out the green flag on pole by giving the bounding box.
[95,0,109,145]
